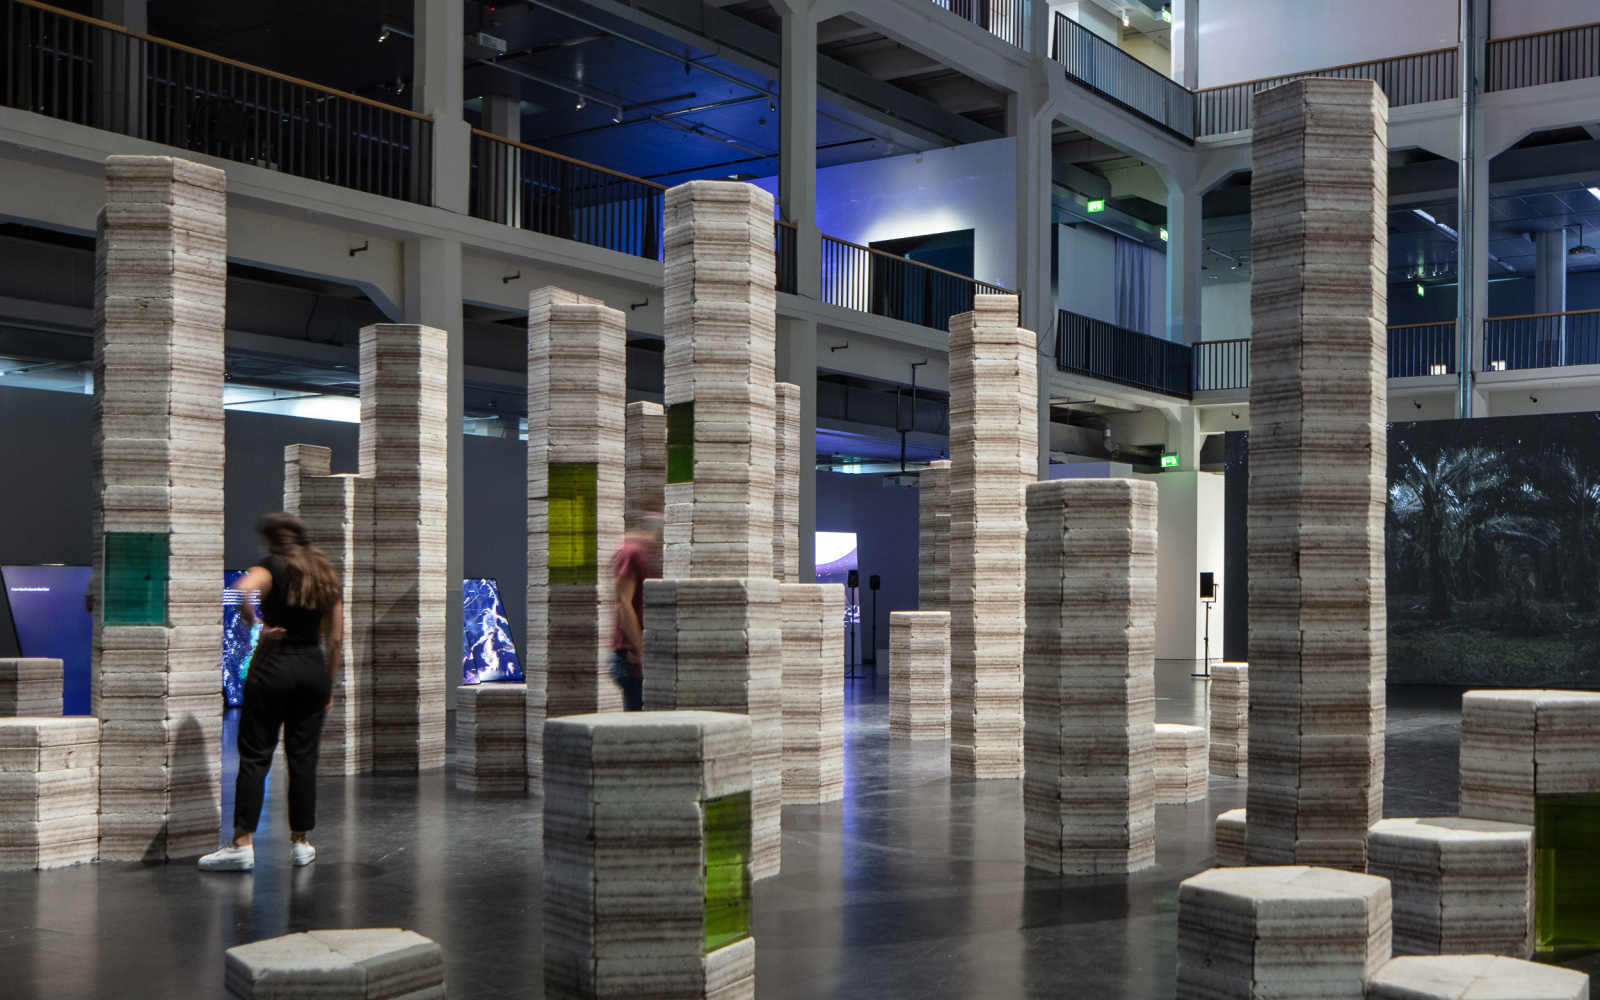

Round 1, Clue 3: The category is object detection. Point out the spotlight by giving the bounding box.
[576,96,586,110]
[378,26,390,42]
[612,109,622,122]
[767,97,775,112]
[1588,185,1600,203]
[1122,10,1130,25]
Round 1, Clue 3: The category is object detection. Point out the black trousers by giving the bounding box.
[233,643,330,834]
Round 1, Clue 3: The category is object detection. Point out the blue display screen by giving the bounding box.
[463,578,522,685]
[2,566,92,715]
[222,570,262,707]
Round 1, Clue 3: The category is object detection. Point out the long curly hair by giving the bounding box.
[257,512,340,611]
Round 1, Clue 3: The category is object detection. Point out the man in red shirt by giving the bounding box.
[610,514,660,711]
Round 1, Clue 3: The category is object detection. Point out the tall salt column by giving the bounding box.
[362,323,449,772]
[93,154,226,860]
[773,383,801,583]
[918,459,951,611]
[1023,479,1158,873]
[625,400,666,572]
[948,296,1036,779]
[1246,77,1388,869]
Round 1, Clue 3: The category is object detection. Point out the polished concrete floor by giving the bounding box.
[0,665,1571,1000]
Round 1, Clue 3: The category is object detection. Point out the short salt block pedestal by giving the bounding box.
[779,583,845,805]
[1156,724,1207,803]
[225,928,444,1000]
[1368,817,1534,958]
[1177,866,1393,1000]
[888,612,950,740]
[454,683,527,792]
[1215,809,1247,867]
[0,717,99,869]
[0,659,63,717]
[1366,954,1589,1000]
[1208,662,1247,778]
[544,712,755,1000]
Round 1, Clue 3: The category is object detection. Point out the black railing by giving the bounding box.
[929,0,1025,49]
[1489,21,1600,91]
[1193,338,1249,391]
[1057,309,1191,398]
[0,0,432,203]
[469,129,663,260]
[1194,47,1458,136]
[1484,310,1600,371]
[1389,321,1456,378]
[1052,14,1195,141]
[821,234,1013,332]
[776,220,797,295]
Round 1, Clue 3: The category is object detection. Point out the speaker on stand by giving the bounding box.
[845,569,861,679]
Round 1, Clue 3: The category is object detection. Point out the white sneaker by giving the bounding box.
[291,841,316,867]
[198,844,254,871]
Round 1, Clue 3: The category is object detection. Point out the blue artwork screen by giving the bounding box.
[222,571,262,707]
[463,578,522,685]
[2,566,92,715]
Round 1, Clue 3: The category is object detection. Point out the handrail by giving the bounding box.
[1489,20,1600,44]
[1192,46,1459,94]
[820,232,1014,332]
[1487,21,1600,91]
[468,128,665,190]
[1478,307,1600,323]
[821,232,1012,292]
[13,0,432,120]
[1386,319,1459,330]
[1194,46,1458,135]
[1053,13,1196,141]
[1058,309,1192,398]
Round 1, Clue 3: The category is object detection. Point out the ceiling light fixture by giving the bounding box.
[576,96,586,110]
[378,26,391,42]
[1122,10,1130,25]
[1587,185,1600,203]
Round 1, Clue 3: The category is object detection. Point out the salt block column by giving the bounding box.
[888,612,950,740]
[780,582,844,804]
[93,154,226,860]
[773,383,801,583]
[625,400,666,571]
[948,296,1036,779]
[1366,955,1588,1000]
[1208,662,1248,778]
[0,660,64,717]
[0,717,100,870]
[361,323,449,772]
[1176,866,1392,1000]
[544,711,755,1000]
[1246,77,1388,870]
[918,459,951,611]
[1023,478,1157,874]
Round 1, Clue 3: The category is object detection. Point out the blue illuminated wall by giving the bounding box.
[2,565,92,714]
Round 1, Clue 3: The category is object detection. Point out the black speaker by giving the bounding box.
[1199,571,1215,599]
[847,569,859,589]
[868,574,880,591]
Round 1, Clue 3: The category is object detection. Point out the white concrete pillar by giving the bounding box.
[1535,228,1568,365]
[92,0,146,31]
[776,0,820,297]
[1165,180,1202,346]
[1013,68,1056,478]
[482,94,522,143]
[1170,0,1199,89]
[414,0,470,213]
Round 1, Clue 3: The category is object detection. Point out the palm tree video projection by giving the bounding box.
[1388,412,1600,686]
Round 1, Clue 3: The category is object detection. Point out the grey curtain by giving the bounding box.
[1115,236,1151,334]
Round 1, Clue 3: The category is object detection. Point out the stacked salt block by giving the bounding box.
[361,322,449,773]
[1208,661,1248,778]
[93,154,226,860]
[283,443,375,775]
[225,928,444,1000]
[642,579,782,879]
[1366,955,1589,1000]
[917,459,951,611]
[1177,866,1393,1000]
[1459,689,1600,825]
[1156,724,1208,804]
[526,286,627,791]
[1246,78,1389,870]
[773,383,801,584]
[949,296,1036,780]
[544,711,755,1000]
[1215,808,1248,867]
[1368,817,1534,958]
[661,180,776,582]
[1023,478,1157,873]
[779,583,845,804]
[888,611,951,740]
[0,717,99,869]
[625,400,666,572]
[455,683,527,792]
[0,659,63,717]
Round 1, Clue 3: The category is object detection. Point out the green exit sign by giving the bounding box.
[1160,453,1179,469]
[1086,199,1106,212]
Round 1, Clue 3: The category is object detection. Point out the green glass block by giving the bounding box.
[1536,792,1600,954]
[103,532,168,625]
[666,401,694,484]
[548,463,598,586]
[703,790,751,954]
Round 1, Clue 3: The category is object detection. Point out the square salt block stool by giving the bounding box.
[1366,954,1588,1000]
[1368,817,1534,959]
[454,682,526,792]
[1155,723,1207,803]
[1208,661,1247,778]
[225,928,444,1000]
[1214,808,1247,867]
[0,717,99,870]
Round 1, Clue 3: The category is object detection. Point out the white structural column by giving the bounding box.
[544,711,757,1000]
[362,323,449,772]
[1012,57,1056,477]
[625,401,666,572]
[1534,228,1568,366]
[948,295,1037,779]
[1245,79,1388,870]
[1457,0,1489,417]
[918,460,951,611]
[414,0,469,214]
[1165,180,1203,347]
[779,582,844,804]
[93,154,225,861]
[1170,0,1199,88]
[1023,478,1157,874]
[773,383,801,583]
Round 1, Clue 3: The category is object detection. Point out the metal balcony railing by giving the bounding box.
[1194,47,1458,136]
[1052,13,1196,141]
[821,234,1013,333]
[469,129,664,260]
[1193,338,1249,391]
[1488,21,1600,91]
[776,220,797,295]
[928,0,1025,49]
[1484,309,1600,371]
[0,0,433,203]
[1057,309,1191,398]
[1388,321,1457,378]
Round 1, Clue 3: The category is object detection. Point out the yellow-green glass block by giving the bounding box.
[703,790,751,954]
[1536,792,1600,954]
[666,401,694,484]
[548,463,598,586]
[103,531,168,625]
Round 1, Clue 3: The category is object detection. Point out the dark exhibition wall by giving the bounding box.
[816,470,920,664]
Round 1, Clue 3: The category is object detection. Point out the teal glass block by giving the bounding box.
[548,463,598,586]
[103,532,168,625]
[703,790,751,954]
[666,401,694,485]
[1536,792,1600,954]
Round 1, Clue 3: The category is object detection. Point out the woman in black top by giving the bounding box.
[199,513,343,872]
